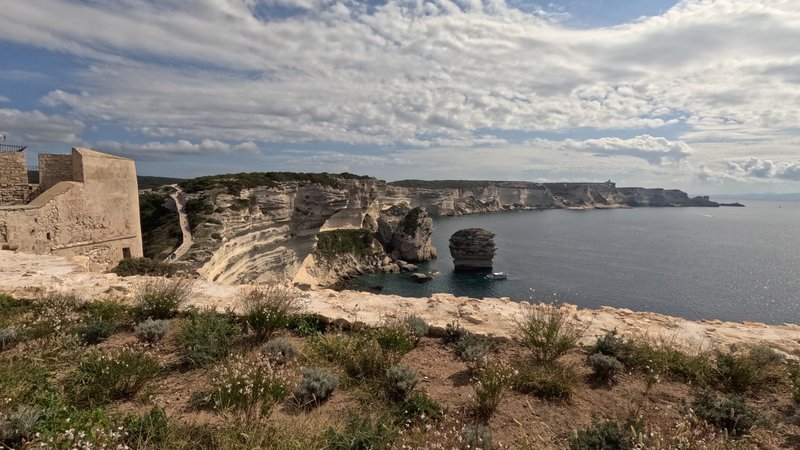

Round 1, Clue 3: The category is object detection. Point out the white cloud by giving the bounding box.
[549,135,692,165]
[724,158,800,181]
[95,139,260,159]
[0,96,9,103]
[0,0,799,189]
[0,108,85,147]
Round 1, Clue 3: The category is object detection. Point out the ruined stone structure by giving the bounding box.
[0,147,143,270]
[0,149,34,204]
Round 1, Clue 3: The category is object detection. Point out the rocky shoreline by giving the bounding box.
[2,250,798,360]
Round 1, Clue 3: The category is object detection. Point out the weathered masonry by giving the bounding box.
[0,147,143,270]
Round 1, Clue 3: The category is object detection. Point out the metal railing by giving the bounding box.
[0,143,27,152]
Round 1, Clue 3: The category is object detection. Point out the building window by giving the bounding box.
[122,247,132,259]
[46,232,51,240]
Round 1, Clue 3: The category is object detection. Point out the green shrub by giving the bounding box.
[396,391,443,426]
[405,315,429,340]
[82,299,132,330]
[588,353,624,383]
[589,331,714,384]
[789,366,800,405]
[569,421,634,450]
[0,405,41,446]
[0,358,54,411]
[134,278,193,320]
[175,309,240,367]
[444,321,468,345]
[122,406,171,448]
[453,334,493,365]
[310,332,398,383]
[691,390,759,436]
[714,345,784,394]
[517,303,585,362]
[462,424,494,450]
[205,354,291,421]
[23,407,128,450]
[590,329,633,358]
[323,414,396,450]
[315,229,377,257]
[473,361,513,419]
[134,318,171,343]
[242,286,303,338]
[0,326,18,351]
[513,361,579,401]
[69,349,160,407]
[78,318,116,345]
[375,323,416,355]
[261,337,295,364]
[185,197,215,230]
[294,368,339,407]
[25,293,82,341]
[386,365,419,400]
[0,294,33,328]
[288,313,326,336]
[111,257,176,277]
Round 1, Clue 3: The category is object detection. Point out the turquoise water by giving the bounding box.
[351,201,800,324]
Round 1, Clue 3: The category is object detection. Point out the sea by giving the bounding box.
[350,201,800,325]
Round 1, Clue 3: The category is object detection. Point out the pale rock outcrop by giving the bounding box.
[2,250,798,360]
[389,207,436,262]
[449,228,496,270]
[183,178,384,285]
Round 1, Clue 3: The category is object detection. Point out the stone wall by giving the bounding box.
[39,153,73,191]
[0,152,29,205]
[0,147,143,270]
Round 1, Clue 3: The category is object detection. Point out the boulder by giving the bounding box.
[449,228,496,270]
[410,272,433,283]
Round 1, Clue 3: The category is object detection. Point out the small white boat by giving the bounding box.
[485,272,508,280]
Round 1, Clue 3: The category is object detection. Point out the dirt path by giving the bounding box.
[166,185,193,262]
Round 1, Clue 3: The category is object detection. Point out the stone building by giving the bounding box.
[0,147,143,270]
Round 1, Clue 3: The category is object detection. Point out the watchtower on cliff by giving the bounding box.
[0,147,143,270]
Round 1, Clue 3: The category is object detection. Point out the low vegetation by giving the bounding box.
[111,257,176,277]
[139,192,182,259]
[315,228,378,257]
[242,285,304,339]
[134,317,171,343]
[517,303,586,362]
[134,278,193,321]
[0,290,796,449]
[389,179,494,189]
[184,196,216,230]
[175,308,240,367]
[68,348,160,407]
[179,171,371,195]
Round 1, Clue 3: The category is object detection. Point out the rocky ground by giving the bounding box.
[3,250,800,358]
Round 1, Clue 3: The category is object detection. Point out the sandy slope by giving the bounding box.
[2,250,799,358]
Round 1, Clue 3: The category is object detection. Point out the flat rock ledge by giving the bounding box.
[2,250,800,359]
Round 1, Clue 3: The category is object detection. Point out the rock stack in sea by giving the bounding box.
[377,205,437,262]
[448,228,496,270]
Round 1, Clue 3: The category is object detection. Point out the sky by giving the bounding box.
[1,0,800,195]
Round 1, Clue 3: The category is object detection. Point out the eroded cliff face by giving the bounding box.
[380,181,648,215]
[180,178,384,285]
[158,176,716,286]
